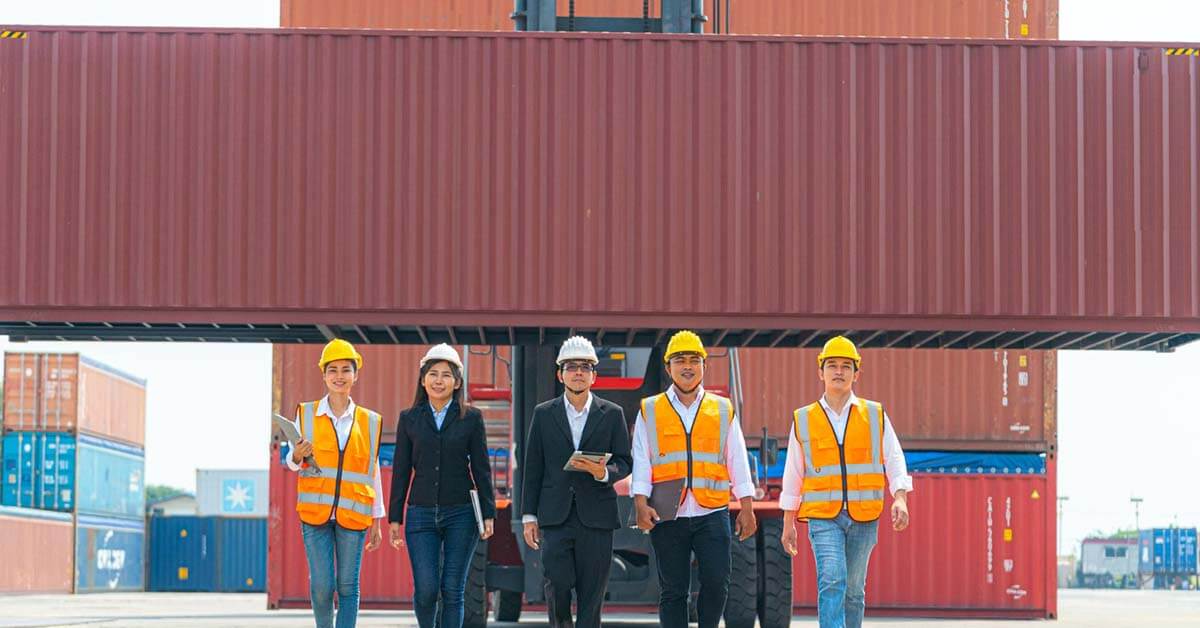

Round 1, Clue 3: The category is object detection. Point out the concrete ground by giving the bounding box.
[0,590,1196,627]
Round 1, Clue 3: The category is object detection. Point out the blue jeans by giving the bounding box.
[405,504,480,628]
[807,511,879,628]
[300,521,368,628]
[649,510,731,628]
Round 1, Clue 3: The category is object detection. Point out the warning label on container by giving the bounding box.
[1006,585,1028,600]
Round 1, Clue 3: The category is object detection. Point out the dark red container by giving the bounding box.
[792,460,1058,619]
[2,29,1197,339]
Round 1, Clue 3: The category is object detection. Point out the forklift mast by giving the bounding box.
[512,0,708,34]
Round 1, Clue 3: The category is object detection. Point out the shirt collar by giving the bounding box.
[317,395,357,421]
[820,392,859,418]
[430,399,454,417]
[667,384,706,410]
[563,392,593,417]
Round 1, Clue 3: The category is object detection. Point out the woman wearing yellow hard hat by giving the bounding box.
[388,344,496,628]
[283,338,386,628]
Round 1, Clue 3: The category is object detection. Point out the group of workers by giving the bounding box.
[286,330,911,628]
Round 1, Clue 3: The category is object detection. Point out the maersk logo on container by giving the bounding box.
[222,479,254,513]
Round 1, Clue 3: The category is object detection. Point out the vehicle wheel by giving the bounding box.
[758,517,794,628]
[462,540,489,628]
[492,589,522,622]
[724,520,758,628]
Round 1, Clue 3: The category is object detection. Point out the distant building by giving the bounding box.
[1079,538,1139,588]
[148,493,198,517]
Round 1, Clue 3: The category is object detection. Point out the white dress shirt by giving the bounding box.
[631,385,756,518]
[522,393,606,524]
[779,392,913,512]
[285,395,386,520]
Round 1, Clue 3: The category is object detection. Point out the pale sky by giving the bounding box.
[2,0,1199,558]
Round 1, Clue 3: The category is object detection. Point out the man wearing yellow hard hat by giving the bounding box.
[780,336,912,628]
[283,338,386,628]
[632,330,757,628]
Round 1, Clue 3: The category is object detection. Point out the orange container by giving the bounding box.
[3,353,146,447]
[281,0,1058,39]
[0,506,75,594]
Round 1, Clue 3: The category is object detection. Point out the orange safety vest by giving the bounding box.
[640,392,735,509]
[792,398,886,522]
[295,401,382,531]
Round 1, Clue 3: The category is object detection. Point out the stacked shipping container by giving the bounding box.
[0,352,148,593]
[0,506,75,594]
[148,516,267,592]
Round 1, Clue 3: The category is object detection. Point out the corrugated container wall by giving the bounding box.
[148,516,267,592]
[75,434,146,519]
[793,463,1057,618]
[75,514,145,593]
[737,348,1056,451]
[1140,528,1199,575]
[2,432,76,511]
[3,353,147,447]
[4,31,1198,337]
[0,506,75,594]
[196,469,268,518]
[281,0,1059,38]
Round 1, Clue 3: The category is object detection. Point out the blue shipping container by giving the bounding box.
[2,432,76,511]
[148,516,266,592]
[1140,528,1199,574]
[75,514,145,592]
[76,433,145,518]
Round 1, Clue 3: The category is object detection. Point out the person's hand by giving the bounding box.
[523,521,540,550]
[389,522,404,549]
[891,496,910,531]
[781,521,799,557]
[735,507,757,541]
[635,502,659,531]
[481,519,495,540]
[291,440,313,464]
[569,457,608,481]
[365,520,383,552]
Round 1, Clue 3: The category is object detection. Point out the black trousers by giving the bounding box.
[649,510,732,628]
[540,501,614,628]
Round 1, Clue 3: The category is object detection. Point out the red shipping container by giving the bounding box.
[281,0,1059,39]
[3,31,1198,346]
[3,353,147,447]
[736,349,1056,451]
[791,461,1058,619]
[0,506,76,594]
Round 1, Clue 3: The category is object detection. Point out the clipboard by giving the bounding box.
[563,450,612,472]
[648,478,686,523]
[469,489,486,536]
[272,413,323,476]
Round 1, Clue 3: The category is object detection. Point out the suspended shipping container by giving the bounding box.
[148,515,267,592]
[75,514,145,593]
[792,459,1057,618]
[3,352,147,447]
[0,506,75,594]
[281,0,1059,38]
[196,469,269,518]
[1,431,76,511]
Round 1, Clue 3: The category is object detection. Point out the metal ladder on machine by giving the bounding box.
[462,346,515,500]
[724,347,778,500]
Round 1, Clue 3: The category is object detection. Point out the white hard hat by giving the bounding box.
[419,343,463,370]
[556,336,599,365]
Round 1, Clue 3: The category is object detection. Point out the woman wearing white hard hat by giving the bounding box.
[388,343,495,628]
[284,338,386,628]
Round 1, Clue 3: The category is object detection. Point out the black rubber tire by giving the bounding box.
[724,522,758,628]
[758,517,794,628]
[492,590,522,622]
[462,540,489,628]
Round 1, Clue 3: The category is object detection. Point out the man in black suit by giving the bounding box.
[521,336,633,628]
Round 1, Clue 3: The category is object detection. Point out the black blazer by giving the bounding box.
[521,395,632,529]
[388,401,496,525]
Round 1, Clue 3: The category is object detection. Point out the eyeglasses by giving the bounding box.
[562,363,595,373]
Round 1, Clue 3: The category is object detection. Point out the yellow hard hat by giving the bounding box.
[318,338,363,372]
[817,335,861,368]
[664,330,707,363]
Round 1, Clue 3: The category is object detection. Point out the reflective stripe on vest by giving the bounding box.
[642,392,733,508]
[296,401,380,530]
[297,492,374,517]
[793,398,886,522]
